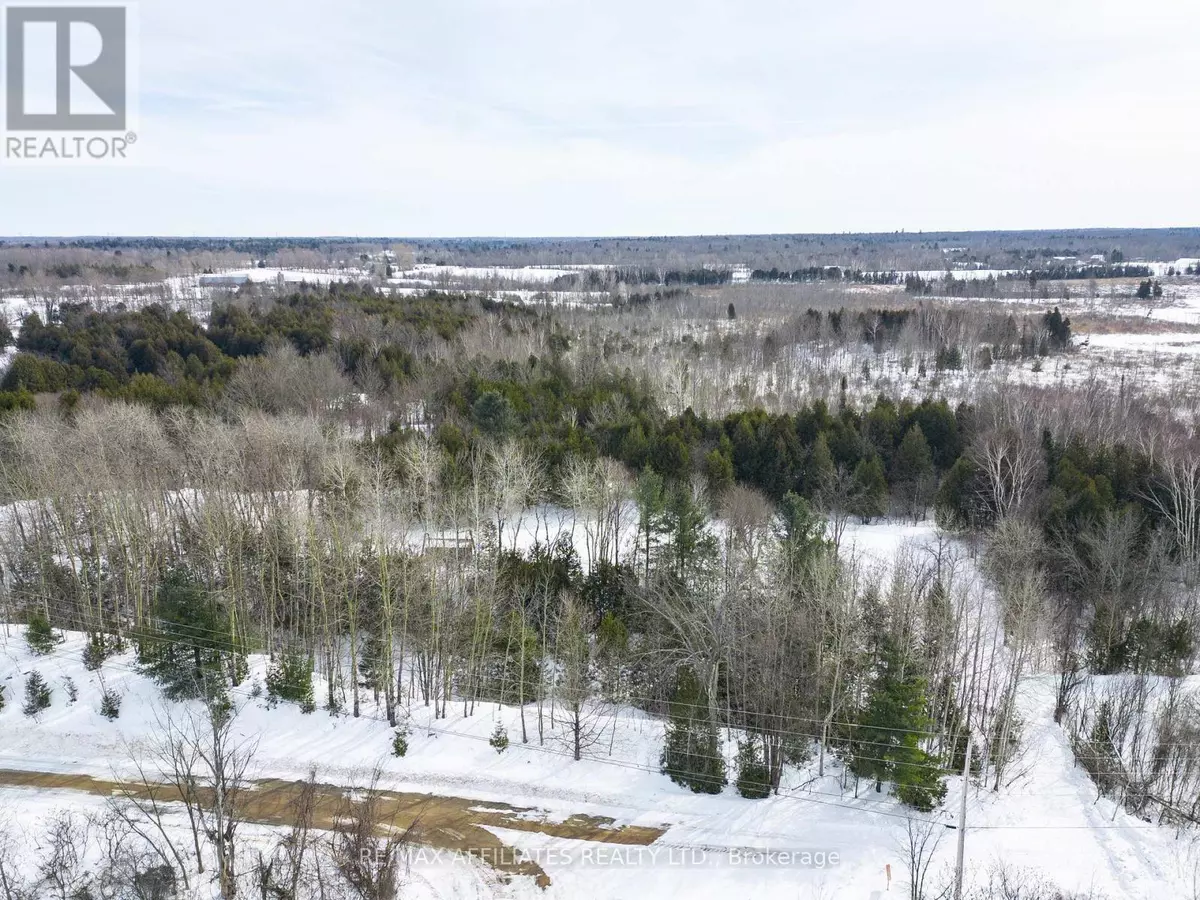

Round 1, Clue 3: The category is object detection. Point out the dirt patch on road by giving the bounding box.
[0,769,666,889]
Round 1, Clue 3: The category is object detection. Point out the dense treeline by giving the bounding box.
[543,267,732,291]
[752,264,1158,290]
[0,288,525,407]
[415,351,1198,684]
[757,305,1071,361]
[750,266,850,282]
[14,228,1198,272]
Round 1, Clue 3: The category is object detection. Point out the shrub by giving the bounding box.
[735,740,772,799]
[489,723,510,754]
[662,668,726,794]
[896,775,948,812]
[23,670,51,717]
[100,689,122,720]
[392,728,409,758]
[64,676,78,704]
[132,864,176,900]
[267,651,315,713]
[26,610,61,655]
[82,633,123,671]
[83,635,106,671]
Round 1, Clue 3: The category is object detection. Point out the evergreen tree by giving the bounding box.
[596,611,629,657]
[22,670,51,717]
[703,447,735,498]
[596,610,630,707]
[100,688,122,720]
[661,481,716,580]
[83,632,123,671]
[807,432,836,505]
[633,466,668,583]
[25,609,61,655]
[492,608,540,707]
[137,569,238,700]
[489,722,510,754]
[357,631,387,699]
[392,728,409,757]
[850,455,889,523]
[892,424,932,484]
[773,492,829,592]
[1042,307,1071,349]
[891,425,934,520]
[662,668,726,794]
[735,738,772,799]
[267,650,316,712]
[935,345,963,371]
[581,562,637,622]
[471,390,516,437]
[850,639,947,811]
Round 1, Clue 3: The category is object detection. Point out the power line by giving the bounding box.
[0,632,1180,833]
[1,635,951,827]
[21,607,1199,775]
[0,614,980,773]
[6,601,975,741]
[0,633,961,779]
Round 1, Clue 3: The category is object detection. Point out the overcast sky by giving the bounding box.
[3,0,1198,237]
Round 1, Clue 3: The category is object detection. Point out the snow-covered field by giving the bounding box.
[3,522,1198,899]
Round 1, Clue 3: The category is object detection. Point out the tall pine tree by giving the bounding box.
[891,425,934,521]
[850,637,947,811]
[850,455,889,523]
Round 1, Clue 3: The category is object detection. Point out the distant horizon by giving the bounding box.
[4,225,1200,243]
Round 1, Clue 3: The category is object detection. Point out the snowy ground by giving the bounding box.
[0,785,517,900]
[2,521,1197,898]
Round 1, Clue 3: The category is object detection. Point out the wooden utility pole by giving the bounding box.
[954,733,973,900]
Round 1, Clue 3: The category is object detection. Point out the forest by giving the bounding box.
[0,281,1196,811]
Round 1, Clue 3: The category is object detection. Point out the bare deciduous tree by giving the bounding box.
[330,770,418,900]
[35,811,91,900]
[0,826,31,900]
[898,816,951,900]
[255,769,320,900]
